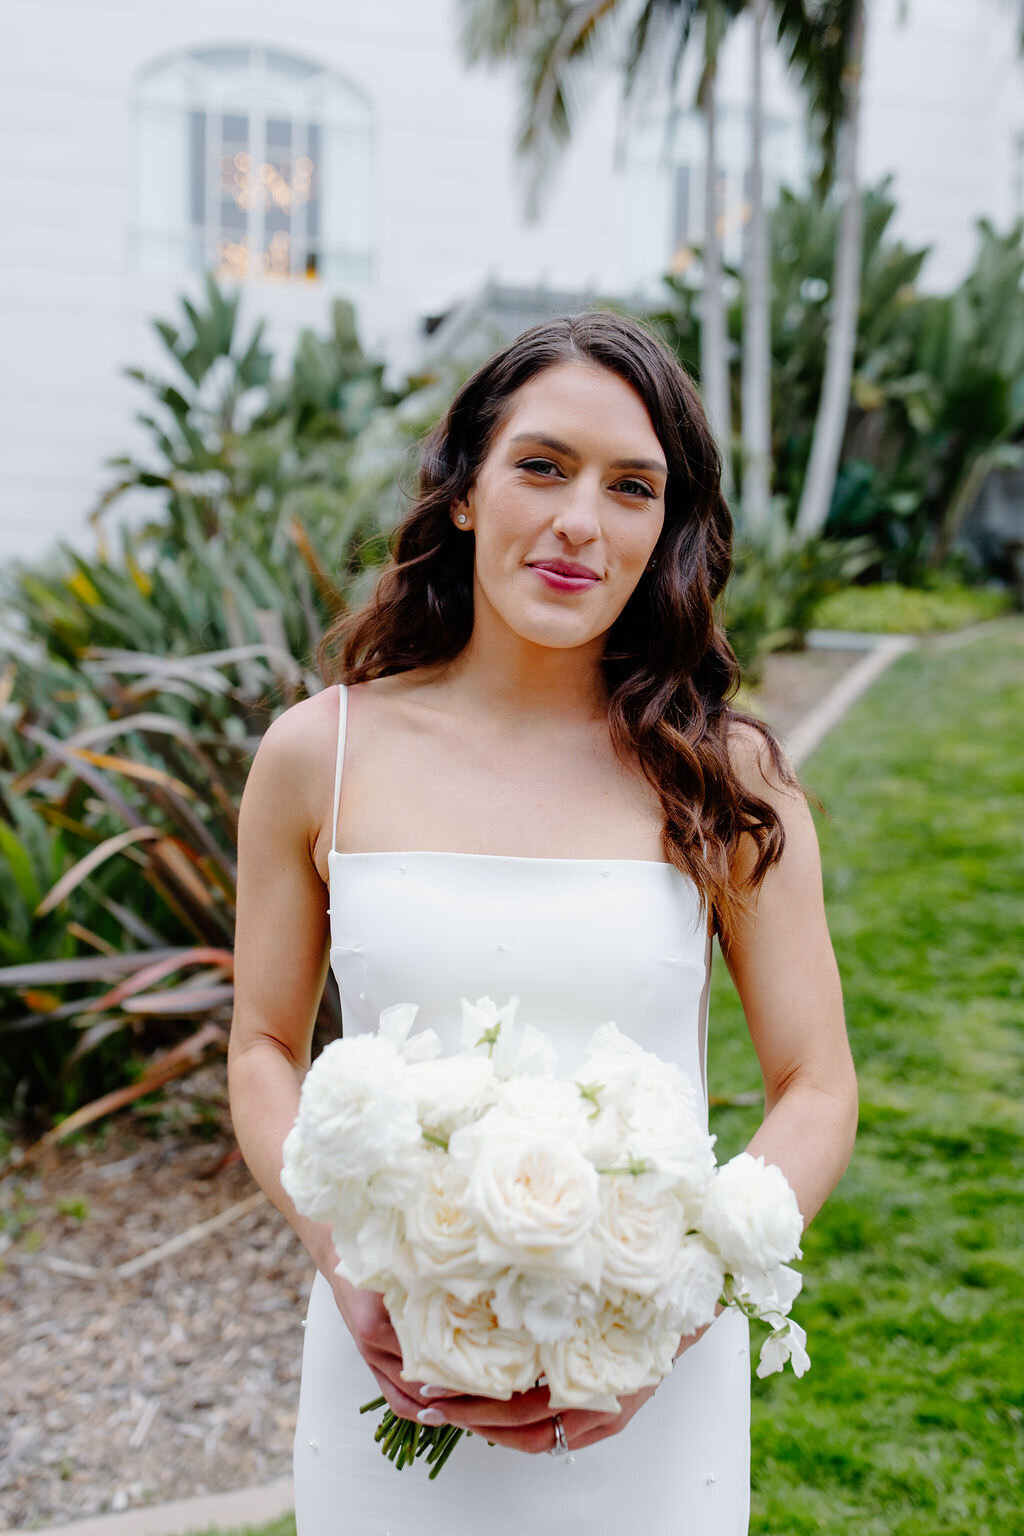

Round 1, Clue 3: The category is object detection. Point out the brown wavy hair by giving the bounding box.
[318,310,797,942]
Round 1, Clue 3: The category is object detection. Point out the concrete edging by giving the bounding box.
[2,1477,295,1536]
[786,634,916,767]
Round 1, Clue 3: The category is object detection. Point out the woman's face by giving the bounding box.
[452,361,668,655]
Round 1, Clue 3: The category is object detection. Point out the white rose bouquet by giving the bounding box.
[282,997,808,1476]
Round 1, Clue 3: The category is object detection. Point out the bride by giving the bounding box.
[227,310,858,1533]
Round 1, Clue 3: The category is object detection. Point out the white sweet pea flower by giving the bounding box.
[292,1035,421,1183]
[389,1288,539,1400]
[729,1262,803,1319]
[460,996,557,1079]
[700,1153,804,1274]
[757,1317,811,1378]
[377,1002,442,1063]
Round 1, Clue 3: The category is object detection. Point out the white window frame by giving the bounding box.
[131,44,374,287]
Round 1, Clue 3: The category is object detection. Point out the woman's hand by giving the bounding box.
[330,1269,716,1455]
[431,1321,711,1456]
[328,1272,436,1421]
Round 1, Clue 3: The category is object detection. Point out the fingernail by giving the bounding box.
[417,1407,448,1426]
[421,1384,456,1399]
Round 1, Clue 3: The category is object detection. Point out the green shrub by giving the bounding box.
[813,583,1013,635]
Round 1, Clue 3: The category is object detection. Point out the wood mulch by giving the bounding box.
[0,643,867,1531]
[1,1071,312,1532]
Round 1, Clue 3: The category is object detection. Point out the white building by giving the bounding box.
[3,0,1022,561]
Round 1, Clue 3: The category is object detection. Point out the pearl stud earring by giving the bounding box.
[456,513,468,524]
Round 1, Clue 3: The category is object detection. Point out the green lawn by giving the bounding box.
[708,620,1024,1534]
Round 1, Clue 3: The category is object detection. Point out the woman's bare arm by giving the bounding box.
[722,727,859,1230]
[227,696,337,1273]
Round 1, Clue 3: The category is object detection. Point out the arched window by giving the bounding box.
[132,45,373,284]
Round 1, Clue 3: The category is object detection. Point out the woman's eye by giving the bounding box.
[519,458,561,477]
[617,478,656,499]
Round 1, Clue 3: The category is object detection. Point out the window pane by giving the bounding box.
[266,118,291,151]
[192,46,250,72]
[267,50,317,81]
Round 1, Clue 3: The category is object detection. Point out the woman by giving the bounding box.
[227,311,858,1535]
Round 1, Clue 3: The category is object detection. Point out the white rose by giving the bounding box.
[540,1306,666,1412]
[377,1002,442,1063]
[294,1035,421,1183]
[452,1115,600,1274]
[280,1125,340,1223]
[700,1153,804,1275]
[340,1203,407,1291]
[389,1287,539,1399]
[592,1176,686,1296]
[406,1053,498,1141]
[660,1235,727,1337]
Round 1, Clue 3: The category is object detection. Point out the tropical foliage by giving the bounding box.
[0,280,460,1137]
[647,185,1024,580]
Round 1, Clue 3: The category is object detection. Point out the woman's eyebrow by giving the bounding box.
[509,432,667,476]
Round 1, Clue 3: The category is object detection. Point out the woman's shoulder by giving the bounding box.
[722,713,801,806]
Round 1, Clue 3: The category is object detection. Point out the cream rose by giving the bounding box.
[540,1306,666,1412]
[453,1114,600,1273]
[400,1158,484,1283]
[592,1176,686,1296]
[390,1287,539,1399]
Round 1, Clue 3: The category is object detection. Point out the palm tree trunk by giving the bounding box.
[741,0,771,530]
[795,0,866,539]
[701,56,733,495]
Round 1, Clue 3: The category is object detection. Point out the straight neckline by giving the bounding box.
[327,847,676,870]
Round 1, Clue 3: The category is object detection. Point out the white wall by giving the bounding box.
[3,0,1022,564]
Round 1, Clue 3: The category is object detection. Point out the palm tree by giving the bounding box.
[457,1,846,523]
[457,1,744,485]
[741,0,771,527]
[794,0,866,537]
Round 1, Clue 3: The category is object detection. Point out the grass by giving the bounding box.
[707,619,1024,1534]
[812,581,1013,634]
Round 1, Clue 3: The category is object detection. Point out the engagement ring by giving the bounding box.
[550,1413,573,1463]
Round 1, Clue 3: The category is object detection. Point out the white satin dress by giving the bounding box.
[293,683,751,1534]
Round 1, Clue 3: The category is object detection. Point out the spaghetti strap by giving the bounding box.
[329,683,349,856]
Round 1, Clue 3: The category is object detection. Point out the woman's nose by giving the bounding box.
[550,478,601,543]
